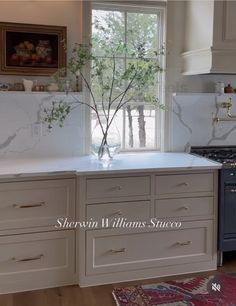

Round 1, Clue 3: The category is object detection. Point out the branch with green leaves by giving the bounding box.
[43,20,165,151]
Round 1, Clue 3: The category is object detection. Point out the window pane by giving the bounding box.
[92,10,125,57]
[91,108,123,151]
[124,105,156,149]
[91,7,164,151]
[91,58,126,107]
[127,12,158,57]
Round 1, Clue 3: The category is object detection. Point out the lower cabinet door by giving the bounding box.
[86,220,214,275]
[0,230,75,294]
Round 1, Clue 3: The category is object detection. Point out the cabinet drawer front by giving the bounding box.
[155,197,214,219]
[156,173,213,195]
[86,221,213,275]
[87,201,152,222]
[0,230,75,293]
[86,176,150,199]
[0,179,75,230]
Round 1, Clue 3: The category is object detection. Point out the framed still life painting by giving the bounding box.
[0,22,66,76]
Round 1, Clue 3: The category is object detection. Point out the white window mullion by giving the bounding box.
[122,10,128,150]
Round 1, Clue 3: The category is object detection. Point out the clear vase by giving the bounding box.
[91,121,121,162]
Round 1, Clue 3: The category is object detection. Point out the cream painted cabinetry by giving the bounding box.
[0,169,218,292]
[182,0,236,75]
[78,170,218,287]
[0,177,76,294]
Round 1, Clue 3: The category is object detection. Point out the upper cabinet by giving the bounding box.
[182,0,236,75]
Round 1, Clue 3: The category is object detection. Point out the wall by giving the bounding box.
[171,93,236,152]
[0,0,82,85]
[0,92,85,158]
[165,0,236,150]
[0,1,86,158]
[1,1,236,157]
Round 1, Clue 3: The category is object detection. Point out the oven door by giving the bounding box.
[224,185,236,235]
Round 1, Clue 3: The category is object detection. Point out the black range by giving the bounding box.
[191,146,236,266]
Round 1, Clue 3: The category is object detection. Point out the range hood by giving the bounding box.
[182,0,236,75]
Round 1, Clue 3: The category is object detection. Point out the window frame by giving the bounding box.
[89,1,166,153]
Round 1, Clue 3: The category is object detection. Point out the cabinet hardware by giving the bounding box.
[181,206,189,210]
[12,254,44,262]
[230,189,236,193]
[12,202,45,209]
[176,241,192,246]
[108,210,122,216]
[110,248,126,253]
[114,185,122,190]
[178,182,189,186]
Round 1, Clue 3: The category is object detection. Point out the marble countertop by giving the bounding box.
[0,152,221,179]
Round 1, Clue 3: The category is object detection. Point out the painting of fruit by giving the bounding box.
[0,22,66,75]
[10,38,55,67]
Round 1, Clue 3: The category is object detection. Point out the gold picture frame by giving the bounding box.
[0,22,66,76]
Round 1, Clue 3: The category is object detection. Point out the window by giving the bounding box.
[91,3,166,151]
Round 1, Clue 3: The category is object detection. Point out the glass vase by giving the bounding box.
[91,121,121,162]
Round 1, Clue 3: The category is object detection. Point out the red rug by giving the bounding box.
[112,274,236,306]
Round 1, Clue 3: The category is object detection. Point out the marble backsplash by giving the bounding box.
[2,91,236,159]
[0,92,84,158]
[171,93,236,152]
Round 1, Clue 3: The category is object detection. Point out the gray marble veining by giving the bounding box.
[171,94,236,151]
[0,92,84,158]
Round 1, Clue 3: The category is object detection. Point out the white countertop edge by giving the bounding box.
[77,166,221,175]
[0,153,222,179]
[0,166,221,180]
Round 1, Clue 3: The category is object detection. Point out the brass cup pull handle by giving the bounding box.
[110,248,126,253]
[114,185,122,190]
[178,182,189,187]
[108,210,122,217]
[176,241,192,246]
[12,202,45,209]
[12,254,44,262]
[110,185,122,191]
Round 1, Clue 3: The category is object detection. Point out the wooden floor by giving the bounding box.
[1,251,236,306]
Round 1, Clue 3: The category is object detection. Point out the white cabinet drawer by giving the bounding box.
[0,179,75,230]
[0,230,75,293]
[155,197,214,219]
[156,173,213,195]
[86,220,213,275]
[86,176,150,200]
[86,201,152,222]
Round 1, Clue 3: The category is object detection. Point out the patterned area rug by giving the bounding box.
[112,274,236,306]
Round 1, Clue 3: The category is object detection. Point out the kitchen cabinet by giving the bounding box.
[0,153,220,293]
[0,177,76,294]
[182,0,236,75]
[78,170,218,287]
